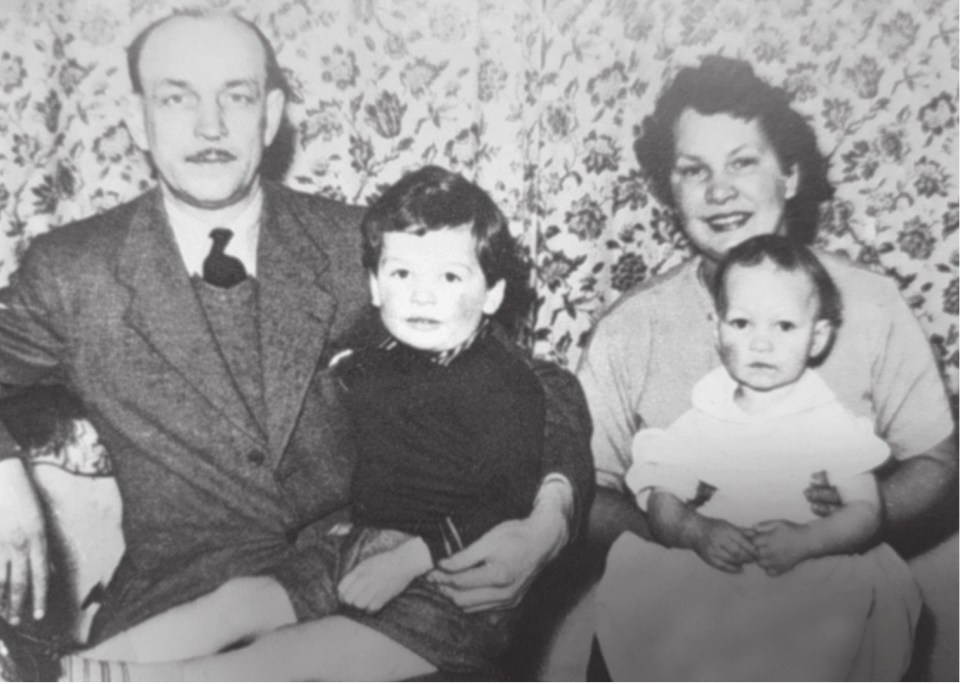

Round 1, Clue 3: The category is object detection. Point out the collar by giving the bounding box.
[380,318,491,367]
[163,184,263,278]
[692,365,838,422]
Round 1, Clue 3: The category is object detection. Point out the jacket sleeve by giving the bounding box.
[0,237,70,460]
[529,357,595,543]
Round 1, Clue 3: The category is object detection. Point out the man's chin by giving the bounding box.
[164,182,258,212]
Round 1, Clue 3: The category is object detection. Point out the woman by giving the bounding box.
[577,56,956,680]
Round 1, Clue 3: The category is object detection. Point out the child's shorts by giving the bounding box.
[273,523,518,675]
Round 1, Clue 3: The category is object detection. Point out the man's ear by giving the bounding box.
[123,94,150,152]
[810,319,832,359]
[368,272,382,307]
[482,279,506,316]
[262,88,285,148]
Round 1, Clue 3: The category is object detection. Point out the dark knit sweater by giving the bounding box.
[339,331,544,562]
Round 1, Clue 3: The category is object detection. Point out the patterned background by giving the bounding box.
[0,0,956,404]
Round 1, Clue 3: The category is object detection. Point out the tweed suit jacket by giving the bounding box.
[0,182,372,640]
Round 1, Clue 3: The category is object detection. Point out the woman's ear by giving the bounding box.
[482,279,506,315]
[784,164,800,201]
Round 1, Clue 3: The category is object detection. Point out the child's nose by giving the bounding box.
[749,334,773,352]
[410,280,436,305]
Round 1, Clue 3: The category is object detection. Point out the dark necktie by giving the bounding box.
[203,228,247,288]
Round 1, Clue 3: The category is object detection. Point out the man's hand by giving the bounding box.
[338,537,432,613]
[0,458,48,623]
[751,519,812,576]
[427,479,571,613]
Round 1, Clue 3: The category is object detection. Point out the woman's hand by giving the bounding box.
[686,516,756,573]
[337,537,432,613]
[804,470,843,517]
[751,519,812,575]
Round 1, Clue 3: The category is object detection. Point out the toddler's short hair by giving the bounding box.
[713,234,842,330]
[360,165,533,331]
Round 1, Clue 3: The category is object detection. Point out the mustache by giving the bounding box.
[185,148,237,163]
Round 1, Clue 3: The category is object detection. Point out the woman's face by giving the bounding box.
[669,109,799,264]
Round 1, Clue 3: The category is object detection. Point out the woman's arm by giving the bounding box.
[648,489,756,573]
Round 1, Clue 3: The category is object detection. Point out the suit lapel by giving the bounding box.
[116,191,263,443]
[258,186,337,458]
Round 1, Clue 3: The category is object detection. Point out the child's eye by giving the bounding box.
[777,321,797,332]
[443,272,462,283]
[390,268,410,279]
[726,318,749,330]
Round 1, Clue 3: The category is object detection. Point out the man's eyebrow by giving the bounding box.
[224,79,260,89]
[153,79,191,89]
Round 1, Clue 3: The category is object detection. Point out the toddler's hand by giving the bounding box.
[752,520,811,575]
[687,517,756,573]
[337,537,432,613]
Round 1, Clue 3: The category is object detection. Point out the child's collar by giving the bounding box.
[380,318,491,367]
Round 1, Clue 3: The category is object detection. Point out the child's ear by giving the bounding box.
[810,319,832,359]
[482,279,506,316]
[368,272,382,307]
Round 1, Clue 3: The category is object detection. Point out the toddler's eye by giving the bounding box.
[443,272,462,283]
[726,318,749,330]
[390,268,410,279]
[777,321,797,332]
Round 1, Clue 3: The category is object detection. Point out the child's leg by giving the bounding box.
[62,616,435,682]
[78,576,295,663]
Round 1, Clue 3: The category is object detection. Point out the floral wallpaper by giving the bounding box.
[0,0,957,410]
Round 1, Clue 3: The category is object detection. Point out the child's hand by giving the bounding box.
[751,520,811,576]
[338,536,433,613]
[687,517,757,573]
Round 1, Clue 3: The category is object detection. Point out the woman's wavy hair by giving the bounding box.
[634,56,834,245]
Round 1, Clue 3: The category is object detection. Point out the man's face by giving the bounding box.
[369,225,505,353]
[127,15,284,213]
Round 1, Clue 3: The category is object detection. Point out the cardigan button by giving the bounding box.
[246,450,266,466]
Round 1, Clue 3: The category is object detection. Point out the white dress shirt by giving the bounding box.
[163,185,263,278]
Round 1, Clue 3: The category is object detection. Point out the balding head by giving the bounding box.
[127,10,287,97]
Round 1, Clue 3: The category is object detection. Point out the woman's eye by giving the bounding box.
[675,164,706,180]
[730,156,758,171]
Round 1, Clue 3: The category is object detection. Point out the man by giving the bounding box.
[0,10,592,680]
